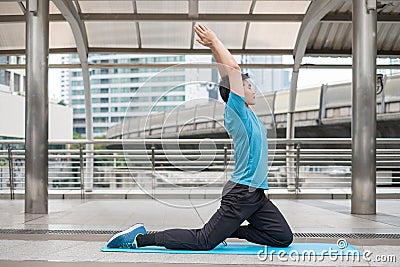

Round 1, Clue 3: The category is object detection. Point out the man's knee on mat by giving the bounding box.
[274,232,293,248]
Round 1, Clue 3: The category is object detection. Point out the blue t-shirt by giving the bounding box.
[224,91,269,189]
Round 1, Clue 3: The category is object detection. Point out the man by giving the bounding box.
[106,24,293,250]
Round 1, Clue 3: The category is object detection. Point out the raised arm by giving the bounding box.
[194,24,244,97]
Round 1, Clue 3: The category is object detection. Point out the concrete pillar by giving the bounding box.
[25,0,50,214]
[351,0,377,215]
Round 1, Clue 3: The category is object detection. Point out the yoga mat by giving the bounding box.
[101,242,362,256]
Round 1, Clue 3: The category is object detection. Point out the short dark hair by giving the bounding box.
[219,73,250,103]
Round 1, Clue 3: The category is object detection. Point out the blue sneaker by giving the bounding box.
[107,223,147,248]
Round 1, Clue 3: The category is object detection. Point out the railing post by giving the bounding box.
[286,142,296,192]
[7,144,14,200]
[151,146,155,195]
[295,144,301,195]
[223,145,228,181]
[79,144,84,199]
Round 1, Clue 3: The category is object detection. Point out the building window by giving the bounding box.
[100,79,109,84]
[71,80,83,86]
[73,119,85,124]
[100,107,108,113]
[100,98,109,103]
[94,127,108,133]
[94,117,108,123]
[72,99,84,105]
[75,128,86,134]
[73,108,85,114]
[72,90,84,95]
[111,97,119,103]
[100,88,109,94]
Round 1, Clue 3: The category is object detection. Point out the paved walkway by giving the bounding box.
[0,197,399,266]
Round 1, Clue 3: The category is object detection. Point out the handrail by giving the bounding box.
[1,138,399,200]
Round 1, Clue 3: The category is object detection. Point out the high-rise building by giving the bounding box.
[60,56,70,105]
[0,56,25,94]
[66,54,210,137]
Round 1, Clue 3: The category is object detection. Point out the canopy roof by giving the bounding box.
[0,0,399,56]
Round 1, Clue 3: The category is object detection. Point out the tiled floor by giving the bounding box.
[0,198,399,266]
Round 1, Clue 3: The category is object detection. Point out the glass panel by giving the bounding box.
[49,1,61,14]
[246,22,301,49]
[253,1,311,14]
[86,21,139,48]
[136,0,188,13]
[199,0,252,14]
[0,2,24,15]
[192,22,247,49]
[79,1,134,13]
[140,22,192,49]
[0,24,25,50]
[49,22,76,48]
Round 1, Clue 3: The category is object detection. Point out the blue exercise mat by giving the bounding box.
[101,242,362,256]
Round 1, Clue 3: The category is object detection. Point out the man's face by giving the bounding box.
[243,79,256,105]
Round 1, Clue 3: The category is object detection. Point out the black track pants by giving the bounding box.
[153,181,293,250]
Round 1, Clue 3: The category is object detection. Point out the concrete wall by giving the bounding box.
[0,91,73,139]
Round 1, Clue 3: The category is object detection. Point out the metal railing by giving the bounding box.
[0,138,399,199]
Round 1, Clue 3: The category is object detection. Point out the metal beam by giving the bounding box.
[0,47,294,55]
[0,13,305,23]
[242,0,257,49]
[286,0,344,191]
[322,12,400,23]
[3,47,400,57]
[188,0,199,19]
[351,0,377,215]
[53,0,94,192]
[131,1,142,49]
[25,0,49,214]
[17,1,26,14]
[2,63,400,70]
[3,12,400,23]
